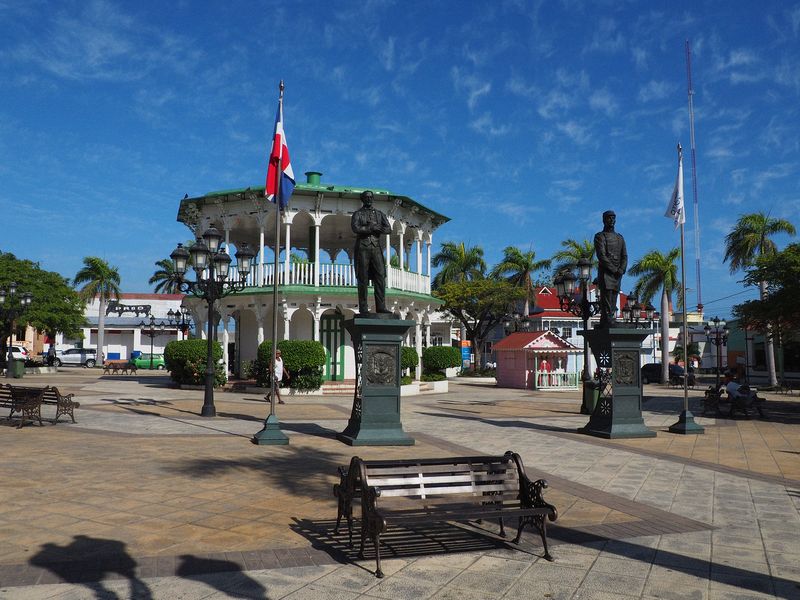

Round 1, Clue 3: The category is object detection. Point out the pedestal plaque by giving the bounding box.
[578,327,657,439]
[337,316,415,446]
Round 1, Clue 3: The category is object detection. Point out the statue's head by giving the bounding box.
[602,210,616,229]
[360,190,374,208]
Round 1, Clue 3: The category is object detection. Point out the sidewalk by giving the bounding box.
[0,371,798,599]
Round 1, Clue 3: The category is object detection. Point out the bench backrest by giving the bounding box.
[0,384,12,402]
[359,455,522,508]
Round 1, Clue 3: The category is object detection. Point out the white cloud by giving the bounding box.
[506,76,537,99]
[380,37,395,71]
[451,67,491,111]
[469,113,510,137]
[753,163,795,191]
[589,89,618,116]
[792,5,800,35]
[585,18,625,54]
[638,80,674,103]
[631,47,648,69]
[556,121,592,145]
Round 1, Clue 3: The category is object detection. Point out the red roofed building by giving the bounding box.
[494,330,581,390]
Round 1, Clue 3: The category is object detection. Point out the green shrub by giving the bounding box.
[255,339,326,391]
[421,372,446,382]
[240,360,255,380]
[401,346,419,374]
[400,374,413,385]
[422,346,461,375]
[164,339,226,386]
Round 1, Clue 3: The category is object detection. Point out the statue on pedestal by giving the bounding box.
[352,190,392,315]
[593,210,628,328]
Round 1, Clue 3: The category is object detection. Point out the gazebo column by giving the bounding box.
[426,236,432,293]
[221,316,230,373]
[385,233,392,288]
[398,228,405,271]
[415,234,422,275]
[259,225,265,286]
[283,217,292,285]
[415,320,423,380]
[313,218,321,287]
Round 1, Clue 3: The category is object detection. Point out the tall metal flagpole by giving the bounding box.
[686,40,703,312]
[253,80,289,445]
[670,143,704,435]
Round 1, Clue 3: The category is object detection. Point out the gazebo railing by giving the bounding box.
[534,371,579,390]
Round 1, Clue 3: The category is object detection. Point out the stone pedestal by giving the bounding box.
[337,316,415,446]
[578,326,657,439]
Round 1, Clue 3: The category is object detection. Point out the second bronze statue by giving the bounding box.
[351,190,393,315]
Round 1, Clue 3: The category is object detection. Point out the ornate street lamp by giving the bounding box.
[0,283,33,378]
[554,258,600,392]
[138,314,167,370]
[503,312,531,334]
[704,316,729,390]
[169,231,255,417]
[167,307,193,340]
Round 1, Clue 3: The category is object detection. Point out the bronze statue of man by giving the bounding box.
[352,190,392,314]
[593,210,627,327]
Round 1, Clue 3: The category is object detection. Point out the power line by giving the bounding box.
[701,289,753,306]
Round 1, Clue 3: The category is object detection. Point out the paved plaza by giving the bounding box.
[0,370,798,599]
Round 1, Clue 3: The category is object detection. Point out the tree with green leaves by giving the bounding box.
[550,238,596,277]
[433,278,524,364]
[0,252,86,361]
[148,259,183,294]
[74,257,121,366]
[490,246,550,316]
[629,248,681,384]
[724,212,796,386]
[733,242,800,384]
[431,241,486,289]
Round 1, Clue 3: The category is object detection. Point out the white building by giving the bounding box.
[176,172,450,380]
[57,293,186,361]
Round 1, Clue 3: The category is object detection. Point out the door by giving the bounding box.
[320,314,345,381]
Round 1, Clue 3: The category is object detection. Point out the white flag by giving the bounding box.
[664,152,685,229]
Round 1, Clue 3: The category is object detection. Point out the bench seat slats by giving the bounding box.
[376,482,519,498]
[367,472,517,487]
[364,462,513,476]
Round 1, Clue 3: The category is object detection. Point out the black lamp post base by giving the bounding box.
[668,410,705,435]
[252,414,290,445]
[200,405,216,418]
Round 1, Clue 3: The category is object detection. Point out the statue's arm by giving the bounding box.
[351,212,371,236]
[619,237,628,275]
[594,233,609,268]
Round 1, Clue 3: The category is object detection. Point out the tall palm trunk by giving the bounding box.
[760,281,778,386]
[660,288,670,383]
[97,296,106,366]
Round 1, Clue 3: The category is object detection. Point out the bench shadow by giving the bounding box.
[28,535,152,599]
[290,517,520,568]
[176,555,267,599]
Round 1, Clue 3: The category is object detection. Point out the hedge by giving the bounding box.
[164,339,226,386]
[255,339,326,392]
[422,345,461,375]
[401,346,419,373]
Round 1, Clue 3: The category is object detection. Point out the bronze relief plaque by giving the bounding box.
[363,345,396,386]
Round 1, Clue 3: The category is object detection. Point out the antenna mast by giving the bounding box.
[686,40,702,312]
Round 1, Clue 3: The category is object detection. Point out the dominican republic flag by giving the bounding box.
[265,100,295,209]
[664,149,685,229]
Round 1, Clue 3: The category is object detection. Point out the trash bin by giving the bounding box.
[11,360,25,378]
[582,380,600,414]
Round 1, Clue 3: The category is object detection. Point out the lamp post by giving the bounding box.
[169,228,255,417]
[554,258,600,413]
[167,307,193,340]
[138,314,166,370]
[0,283,33,378]
[704,316,729,390]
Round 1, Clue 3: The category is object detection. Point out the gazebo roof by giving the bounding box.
[493,330,580,352]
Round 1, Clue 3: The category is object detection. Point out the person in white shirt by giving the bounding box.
[274,350,289,404]
[723,373,765,417]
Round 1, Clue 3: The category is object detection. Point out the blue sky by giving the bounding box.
[2,0,799,319]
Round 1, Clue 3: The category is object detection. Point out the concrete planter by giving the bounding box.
[400,382,421,396]
[428,380,448,393]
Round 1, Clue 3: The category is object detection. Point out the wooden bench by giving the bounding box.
[103,360,137,375]
[0,383,44,428]
[333,452,558,578]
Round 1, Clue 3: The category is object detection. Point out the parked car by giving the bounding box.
[54,348,97,368]
[131,353,165,370]
[641,363,684,385]
[7,345,29,361]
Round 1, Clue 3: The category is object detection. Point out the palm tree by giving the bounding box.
[724,212,796,386]
[148,259,183,294]
[490,246,551,315]
[431,241,486,289]
[629,248,680,384]
[74,257,121,366]
[550,238,596,277]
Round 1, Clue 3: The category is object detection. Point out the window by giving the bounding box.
[561,327,572,339]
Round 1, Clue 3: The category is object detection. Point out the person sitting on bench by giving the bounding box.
[723,373,765,417]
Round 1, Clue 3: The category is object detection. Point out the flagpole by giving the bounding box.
[669,143,704,435]
[253,80,289,445]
